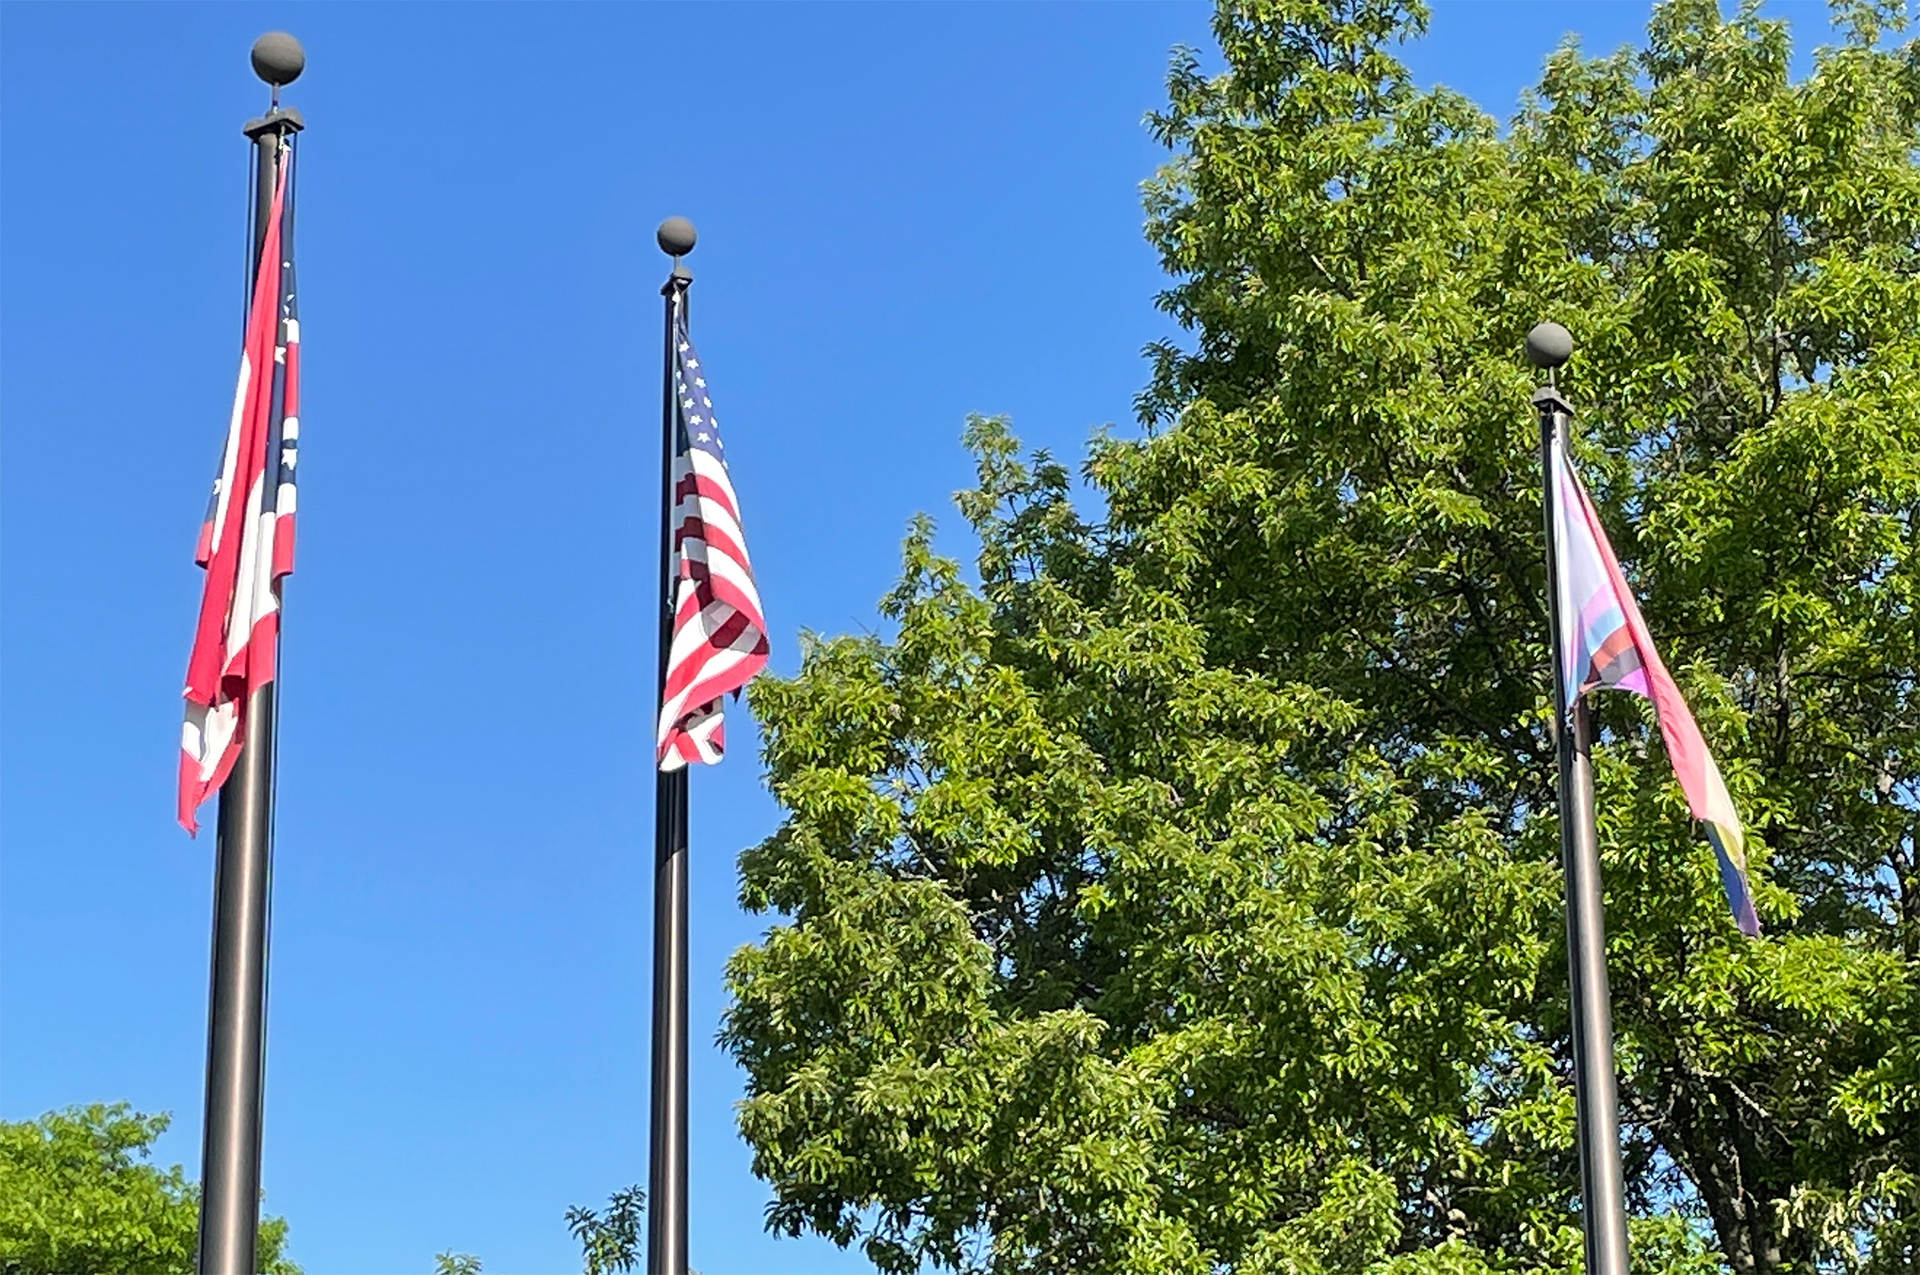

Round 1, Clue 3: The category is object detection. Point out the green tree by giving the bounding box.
[433,1252,482,1275]
[566,1185,644,1275]
[723,3,1919,1273]
[0,1104,298,1275]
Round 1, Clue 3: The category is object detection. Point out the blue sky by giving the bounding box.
[0,3,1837,1272]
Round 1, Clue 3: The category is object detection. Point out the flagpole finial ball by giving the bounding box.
[657,217,697,257]
[1525,322,1573,369]
[250,32,304,87]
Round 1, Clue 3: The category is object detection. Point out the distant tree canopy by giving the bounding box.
[0,1104,297,1275]
[723,2,1918,1273]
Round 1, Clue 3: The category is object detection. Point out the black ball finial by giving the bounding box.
[1525,321,1573,369]
[656,217,697,257]
[251,32,305,87]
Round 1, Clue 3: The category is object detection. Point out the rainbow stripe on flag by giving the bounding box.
[1552,435,1760,936]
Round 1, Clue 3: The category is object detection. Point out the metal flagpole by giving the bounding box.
[648,215,697,1275]
[1528,322,1631,1275]
[198,33,304,1275]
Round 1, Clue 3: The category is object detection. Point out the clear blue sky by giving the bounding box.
[1,3,1835,1272]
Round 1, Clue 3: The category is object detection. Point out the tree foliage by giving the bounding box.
[723,2,1919,1273]
[0,1104,298,1275]
[566,1185,644,1275]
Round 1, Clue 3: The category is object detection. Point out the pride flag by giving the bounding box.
[1551,435,1760,936]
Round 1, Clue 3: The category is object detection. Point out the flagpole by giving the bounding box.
[197,33,303,1275]
[1528,322,1631,1275]
[649,215,697,1275]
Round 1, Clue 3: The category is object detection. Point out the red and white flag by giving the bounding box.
[180,139,300,832]
[657,293,768,769]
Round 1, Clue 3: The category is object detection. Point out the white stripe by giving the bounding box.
[677,453,741,506]
[219,477,278,680]
[673,544,760,608]
[657,647,758,746]
[665,641,762,688]
[208,352,255,546]
[685,447,736,487]
[679,453,742,508]
[659,704,725,768]
[664,591,763,669]
[663,622,759,696]
[675,501,748,564]
[246,507,281,630]
[182,699,240,784]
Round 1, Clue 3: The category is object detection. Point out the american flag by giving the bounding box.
[657,293,767,769]
[179,138,300,832]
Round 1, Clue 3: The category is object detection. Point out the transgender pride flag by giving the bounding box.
[1552,434,1760,936]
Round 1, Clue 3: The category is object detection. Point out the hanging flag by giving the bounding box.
[657,296,768,769]
[1551,434,1758,935]
[180,139,300,833]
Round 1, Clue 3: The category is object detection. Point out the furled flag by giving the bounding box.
[179,138,300,833]
[1551,433,1758,935]
[657,295,768,769]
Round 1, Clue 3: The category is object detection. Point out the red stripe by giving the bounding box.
[178,718,244,837]
[662,610,754,701]
[671,659,768,727]
[283,339,300,416]
[674,517,749,570]
[666,606,766,670]
[246,610,279,686]
[659,728,701,765]
[674,470,738,521]
[273,514,295,579]
[659,714,727,766]
[673,568,764,635]
[664,649,751,716]
[178,749,209,835]
[665,645,770,730]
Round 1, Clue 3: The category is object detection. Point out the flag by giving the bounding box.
[179,138,299,833]
[657,295,768,769]
[1551,433,1758,935]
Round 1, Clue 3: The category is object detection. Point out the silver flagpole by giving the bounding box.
[648,216,696,1275]
[1529,321,1631,1275]
[196,33,303,1275]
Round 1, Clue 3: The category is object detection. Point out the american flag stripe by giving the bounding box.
[656,293,767,770]
[179,138,299,833]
